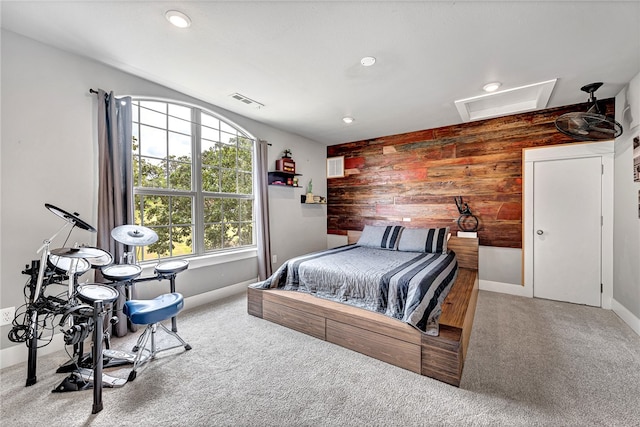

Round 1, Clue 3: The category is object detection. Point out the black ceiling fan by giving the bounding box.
[555,82,623,141]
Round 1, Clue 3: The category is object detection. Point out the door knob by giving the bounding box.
[536,230,544,235]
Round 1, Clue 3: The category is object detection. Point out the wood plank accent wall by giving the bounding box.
[327,99,614,248]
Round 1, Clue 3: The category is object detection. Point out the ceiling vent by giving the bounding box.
[455,79,557,122]
[230,93,264,109]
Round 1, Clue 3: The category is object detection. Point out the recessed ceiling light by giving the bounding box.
[342,117,355,124]
[483,82,502,92]
[360,56,376,67]
[165,10,191,28]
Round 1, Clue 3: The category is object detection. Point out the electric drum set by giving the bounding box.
[8,203,190,411]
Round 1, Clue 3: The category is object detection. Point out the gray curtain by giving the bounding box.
[95,89,133,336]
[256,139,272,280]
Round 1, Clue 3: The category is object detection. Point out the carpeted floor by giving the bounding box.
[1,289,639,426]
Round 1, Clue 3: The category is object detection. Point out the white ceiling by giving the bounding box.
[2,1,639,145]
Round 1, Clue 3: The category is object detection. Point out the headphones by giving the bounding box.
[59,304,94,346]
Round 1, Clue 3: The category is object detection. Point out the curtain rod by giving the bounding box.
[91,89,271,146]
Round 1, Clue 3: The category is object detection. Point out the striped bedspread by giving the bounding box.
[251,245,459,336]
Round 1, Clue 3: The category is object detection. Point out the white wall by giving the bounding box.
[613,71,640,333]
[266,142,328,269]
[478,246,522,285]
[0,30,327,353]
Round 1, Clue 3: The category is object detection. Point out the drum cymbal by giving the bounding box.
[45,203,96,232]
[111,225,159,246]
[51,246,110,259]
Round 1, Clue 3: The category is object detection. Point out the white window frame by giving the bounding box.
[131,97,257,263]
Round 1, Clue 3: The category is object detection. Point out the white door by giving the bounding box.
[532,156,602,306]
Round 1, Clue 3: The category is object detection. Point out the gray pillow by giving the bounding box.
[397,227,450,253]
[357,225,404,250]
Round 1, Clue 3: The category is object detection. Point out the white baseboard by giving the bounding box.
[0,333,66,371]
[182,279,253,311]
[611,298,640,337]
[479,279,532,297]
[0,280,254,370]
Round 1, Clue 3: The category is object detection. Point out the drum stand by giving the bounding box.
[101,277,141,368]
[91,300,106,413]
[49,251,125,393]
[54,305,117,373]
[121,250,139,334]
[54,254,104,374]
[17,204,125,413]
[52,299,125,414]
[25,221,74,386]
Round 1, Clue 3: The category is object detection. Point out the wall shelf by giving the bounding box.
[268,171,301,187]
[301,195,327,204]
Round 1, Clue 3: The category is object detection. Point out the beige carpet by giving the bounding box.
[1,290,639,426]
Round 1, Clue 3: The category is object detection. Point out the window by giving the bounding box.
[132,100,255,261]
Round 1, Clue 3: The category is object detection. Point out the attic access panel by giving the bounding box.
[455,79,557,122]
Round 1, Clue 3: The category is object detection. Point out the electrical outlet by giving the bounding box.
[1,307,15,326]
[272,254,278,264]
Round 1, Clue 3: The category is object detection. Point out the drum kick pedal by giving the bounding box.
[75,367,127,388]
[102,348,137,364]
[52,368,127,393]
[56,350,133,372]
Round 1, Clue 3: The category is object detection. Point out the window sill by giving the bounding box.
[137,247,258,275]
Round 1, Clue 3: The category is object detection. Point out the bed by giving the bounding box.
[247,226,479,386]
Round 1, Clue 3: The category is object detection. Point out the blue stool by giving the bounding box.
[123,293,191,381]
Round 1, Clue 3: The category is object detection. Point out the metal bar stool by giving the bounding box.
[123,293,192,381]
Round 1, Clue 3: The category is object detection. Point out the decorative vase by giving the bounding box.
[306,192,314,203]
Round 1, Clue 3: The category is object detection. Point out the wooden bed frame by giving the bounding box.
[247,233,479,386]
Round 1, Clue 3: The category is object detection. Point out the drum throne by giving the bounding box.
[123,292,192,381]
